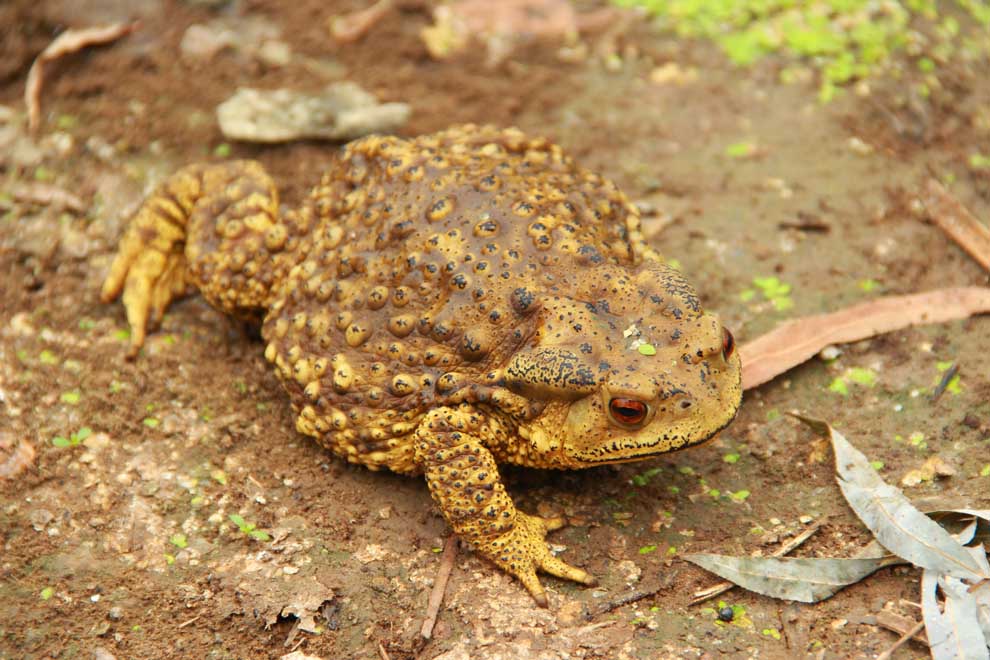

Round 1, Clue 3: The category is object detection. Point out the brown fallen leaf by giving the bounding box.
[923,178,990,273]
[26,22,138,134]
[740,287,990,390]
[0,437,36,480]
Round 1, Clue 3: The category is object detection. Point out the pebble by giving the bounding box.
[30,508,54,531]
[108,606,124,621]
[92,647,117,660]
[216,83,410,143]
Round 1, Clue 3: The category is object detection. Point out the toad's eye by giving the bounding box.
[721,327,735,360]
[608,398,648,426]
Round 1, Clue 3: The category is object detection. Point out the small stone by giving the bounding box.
[108,606,124,621]
[217,83,410,143]
[93,647,117,660]
[29,508,54,531]
[280,652,325,660]
[257,40,291,66]
[818,345,841,361]
[847,137,874,155]
[180,23,237,61]
[283,565,299,575]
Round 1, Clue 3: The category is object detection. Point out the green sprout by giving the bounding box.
[742,276,794,311]
[52,427,92,448]
[612,0,990,101]
[631,466,663,486]
[228,514,271,542]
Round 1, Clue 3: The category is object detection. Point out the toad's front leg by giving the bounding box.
[414,405,596,607]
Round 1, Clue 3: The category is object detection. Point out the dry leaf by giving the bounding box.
[741,287,990,390]
[0,437,36,480]
[682,554,894,603]
[25,22,138,133]
[939,575,989,659]
[825,422,987,581]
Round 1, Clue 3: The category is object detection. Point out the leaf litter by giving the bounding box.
[739,287,990,390]
[685,417,989,658]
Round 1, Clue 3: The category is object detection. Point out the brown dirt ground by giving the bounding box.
[1,1,989,659]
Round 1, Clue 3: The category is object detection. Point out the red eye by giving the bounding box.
[609,398,648,426]
[721,327,735,360]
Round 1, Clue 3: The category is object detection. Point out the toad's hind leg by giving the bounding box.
[414,405,597,607]
[101,161,294,356]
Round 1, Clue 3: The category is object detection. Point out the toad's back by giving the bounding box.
[261,126,653,471]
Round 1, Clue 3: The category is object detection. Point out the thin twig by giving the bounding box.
[875,611,929,647]
[420,536,458,640]
[930,363,958,403]
[876,618,926,660]
[923,177,990,273]
[690,521,823,605]
[177,615,200,628]
[585,579,669,619]
[11,182,86,213]
[330,0,394,43]
[377,640,391,660]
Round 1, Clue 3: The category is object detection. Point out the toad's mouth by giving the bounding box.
[569,405,740,465]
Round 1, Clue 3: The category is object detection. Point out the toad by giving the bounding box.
[102,124,742,606]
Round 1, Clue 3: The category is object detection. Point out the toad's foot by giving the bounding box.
[485,511,597,607]
[100,195,191,358]
[101,161,284,357]
[415,405,596,606]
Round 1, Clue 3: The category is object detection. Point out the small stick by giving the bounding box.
[930,363,958,403]
[923,178,990,272]
[690,522,823,605]
[876,618,926,660]
[177,615,200,628]
[420,536,458,640]
[586,580,668,619]
[330,0,394,43]
[11,182,86,213]
[875,611,929,647]
[377,641,391,660]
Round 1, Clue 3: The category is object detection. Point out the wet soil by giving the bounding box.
[1,1,989,659]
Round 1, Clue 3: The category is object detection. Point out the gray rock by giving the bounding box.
[216,83,410,143]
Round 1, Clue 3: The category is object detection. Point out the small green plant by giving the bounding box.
[631,466,663,486]
[52,427,92,448]
[229,514,271,542]
[613,0,990,101]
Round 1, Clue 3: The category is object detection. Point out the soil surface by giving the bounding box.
[1,2,989,659]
